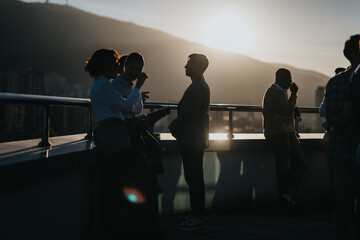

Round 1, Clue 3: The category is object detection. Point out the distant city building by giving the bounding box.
[315,86,325,107]
[0,68,44,94]
[0,68,45,142]
[0,68,87,142]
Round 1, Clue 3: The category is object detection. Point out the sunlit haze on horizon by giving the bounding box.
[21,0,360,77]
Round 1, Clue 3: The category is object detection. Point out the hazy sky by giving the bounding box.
[22,0,360,77]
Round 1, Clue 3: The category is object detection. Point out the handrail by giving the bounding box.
[0,92,91,107]
[0,93,93,147]
[0,92,320,145]
[144,101,320,114]
[0,93,320,113]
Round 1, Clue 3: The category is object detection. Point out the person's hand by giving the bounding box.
[290,82,298,94]
[141,91,150,103]
[135,72,148,89]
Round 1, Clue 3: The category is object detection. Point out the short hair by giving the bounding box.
[125,52,144,67]
[188,53,209,73]
[118,54,128,74]
[84,48,119,77]
[275,68,291,82]
[343,34,360,62]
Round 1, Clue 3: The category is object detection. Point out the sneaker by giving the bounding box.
[278,195,304,216]
[176,213,192,223]
[176,216,203,231]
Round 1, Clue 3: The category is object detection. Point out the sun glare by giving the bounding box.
[201,13,250,54]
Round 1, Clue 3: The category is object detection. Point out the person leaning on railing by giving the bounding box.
[262,68,307,216]
[85,48,158,239]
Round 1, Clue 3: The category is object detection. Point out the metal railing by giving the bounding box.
[0,93,92,147]
[144,101,319,139]
[0,93,320,147]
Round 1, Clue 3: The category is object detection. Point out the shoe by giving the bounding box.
[176,216,203,231]
[176,213,192,223]
[278,195,304,216]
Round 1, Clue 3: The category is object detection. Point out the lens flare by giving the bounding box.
[123,186,146,204]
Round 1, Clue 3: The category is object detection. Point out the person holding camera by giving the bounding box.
[111,52,165,193]
[262,68,307,215]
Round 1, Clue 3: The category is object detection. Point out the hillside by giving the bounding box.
[0,0,329,106]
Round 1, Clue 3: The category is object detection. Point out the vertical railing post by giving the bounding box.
[227,110,234,140]
[38,105,51,147]
[85,107,93,140]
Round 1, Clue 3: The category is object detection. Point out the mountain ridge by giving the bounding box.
[0,1,329,106]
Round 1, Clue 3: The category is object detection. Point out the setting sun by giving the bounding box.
[201,13,250,54]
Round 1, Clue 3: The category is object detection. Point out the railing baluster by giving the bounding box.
[228,110,234,140]
[85,107,93,140]
[38,105,51,147]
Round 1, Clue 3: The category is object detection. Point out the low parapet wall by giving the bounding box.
[0,134,329,239]
[158,134,329,215]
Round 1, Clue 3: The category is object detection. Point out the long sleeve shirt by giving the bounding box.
[325,67,359,165]
[169,76,210,149]
[89,75,140,122]
[111,75,143,117]
[262,83,297,136]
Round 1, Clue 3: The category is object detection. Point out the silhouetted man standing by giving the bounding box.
[326,34,360,240]
[262,68,307,215]
[169,53,210,231]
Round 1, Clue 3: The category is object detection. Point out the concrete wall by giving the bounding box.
[0,150,97,240]
[0,138,330,239]
[158,138,331,215]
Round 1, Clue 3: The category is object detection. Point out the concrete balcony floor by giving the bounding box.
[158,204,359,240]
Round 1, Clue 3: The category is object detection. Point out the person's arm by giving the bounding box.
[319,98,326,117]
[100,81,141,113]
[169,85,208,134]
[141,91,150,103]
[133,95,143,116]
[325,77,355,128]
[99,73,147,113]
[131,74,147,115]
[268,89,297,117]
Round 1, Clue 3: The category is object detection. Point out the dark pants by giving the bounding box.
[97,147,159,240]
[266,132,307,199]
[333,164,360,240]
[180,148,205,217]
[324,134,336,208]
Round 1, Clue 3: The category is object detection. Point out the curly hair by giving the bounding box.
[84,48,120,77]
